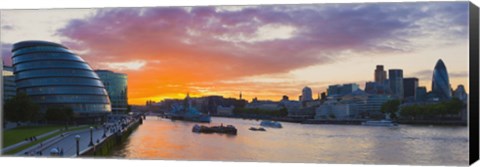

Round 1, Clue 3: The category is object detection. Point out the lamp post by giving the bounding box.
[75,135,80,156]
[88,126,94,146]
[102,127,107,138]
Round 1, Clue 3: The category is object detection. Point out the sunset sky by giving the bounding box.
[0,2,470,105]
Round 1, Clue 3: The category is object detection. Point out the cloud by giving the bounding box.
[99,60,147,71]
[1,25,14,30]
[450,71,469,78]
[1,43,13,66]
[411,69,468,81]
[54,2,469,103]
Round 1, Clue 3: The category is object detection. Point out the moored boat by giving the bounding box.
[362,120,397,126]
[192,124,237,135]
[166,93,211,123]
[260,120,282,128]
[249,127,266,131]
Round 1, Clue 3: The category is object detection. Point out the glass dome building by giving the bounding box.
[431,59,452,100]
[11,40,111,116]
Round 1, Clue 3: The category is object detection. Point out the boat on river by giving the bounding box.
[166,93,211,123]
[249,127,266,131]
[192,124,237,135]
[260,120,282,128]
[362,120,397,126]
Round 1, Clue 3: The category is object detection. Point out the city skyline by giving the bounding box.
[1,2,470,105]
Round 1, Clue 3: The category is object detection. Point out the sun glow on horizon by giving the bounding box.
[0,3,470,106]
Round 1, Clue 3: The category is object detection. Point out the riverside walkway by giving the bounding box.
[17,119,136,157]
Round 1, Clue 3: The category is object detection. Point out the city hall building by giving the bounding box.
[11,40,111,119]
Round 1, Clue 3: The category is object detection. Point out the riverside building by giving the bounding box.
[95,70,128,114]
[2,66,16,103]
[11,41,111,118]
[388,69,404,99]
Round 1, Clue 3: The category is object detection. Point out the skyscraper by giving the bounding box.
[374,65,387,84]
[301,86,313,101]
[453,85,467,102]
[431,59,452,100]
[12,41,111,116]
[95,70,128,113]
[403,77,418,100]
[327,83,359,96]
[416,86,427,101]
[388,69,404,99]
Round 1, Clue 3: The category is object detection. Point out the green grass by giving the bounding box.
[3,125,89,155]
[3,125,64,147]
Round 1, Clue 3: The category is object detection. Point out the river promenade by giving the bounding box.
[9,117,140,157]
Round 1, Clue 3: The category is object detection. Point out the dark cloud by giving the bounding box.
[1,43,13,66]
[54,2,469,101]
[1,25,14,30]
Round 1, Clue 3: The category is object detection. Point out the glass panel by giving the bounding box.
[14,61,91,72]
[31,95,110,104]
[13,46,73,56]
[16,78,104,88]
[16,69,98,80]
[24,86,108,95]
[12,53,84,65]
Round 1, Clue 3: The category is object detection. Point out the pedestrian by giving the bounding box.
[60,148,64,156]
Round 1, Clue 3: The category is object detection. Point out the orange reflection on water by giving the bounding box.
[113,117,469,165]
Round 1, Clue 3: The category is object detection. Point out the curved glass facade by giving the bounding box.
[12,40,111,114]
[95,70,128,113]
[431,59,452,100]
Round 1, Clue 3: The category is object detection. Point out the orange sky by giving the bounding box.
[1,3,470,105]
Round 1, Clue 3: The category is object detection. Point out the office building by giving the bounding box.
[95,70,128,113]
[11,41,111,116]
[374,65,387,84]
[431,59,452,100]
[453,85,467,103]
[301,86,313,101]
[388,69,404,99]
[3,66,16,103]
[416,86,427,101]
[327,83,359,96]
[403,77,419,100]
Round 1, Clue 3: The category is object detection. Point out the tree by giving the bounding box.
[445,98,464,115]
[45,107,74,124]
[380,99,401,120]
[4,93,40,123]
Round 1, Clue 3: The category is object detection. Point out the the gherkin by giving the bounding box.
[431,59,452,100]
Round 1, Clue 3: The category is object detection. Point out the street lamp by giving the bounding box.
[88,126,94,146]
[102,127,107,138]
[75,135,80,156]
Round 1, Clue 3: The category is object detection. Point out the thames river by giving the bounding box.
[111,116,468,166]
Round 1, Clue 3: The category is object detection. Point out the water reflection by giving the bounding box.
[111,117,468,165]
